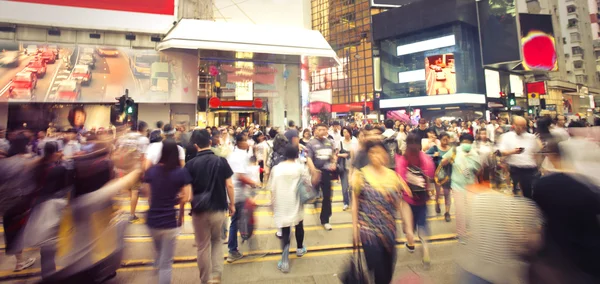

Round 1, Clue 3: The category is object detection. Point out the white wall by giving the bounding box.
[269,64,300,129]
[139,104,171,129]
[213,0,311,29]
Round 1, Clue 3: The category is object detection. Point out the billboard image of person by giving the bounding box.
[519,13,558,72]
[424,53,456,96]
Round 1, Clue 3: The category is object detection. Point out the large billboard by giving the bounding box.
[477,0,521,66]
[519,14,558,72]
[0,1,176,33]
[0,42,197,104]
[424,53,456,95]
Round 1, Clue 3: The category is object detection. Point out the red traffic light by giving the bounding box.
[500,92,506,98]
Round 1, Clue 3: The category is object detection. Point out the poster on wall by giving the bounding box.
[0,41,198,104]
[519,13,558,72]
[1,1,175,33]
[424,53,456,95]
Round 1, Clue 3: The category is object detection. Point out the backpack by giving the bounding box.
[238,198,256,242]
[383,132,399,169]
[268,133,289,168]
[406,165,430,201]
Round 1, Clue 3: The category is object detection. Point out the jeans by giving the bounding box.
[319,171,333,224]
[149,227,179,284]
[227,202,245,253]
[363,241,395,284]
[509,166,537,198]
[192,211,226,284]
[340,169,350,206]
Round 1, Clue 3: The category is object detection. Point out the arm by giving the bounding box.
[350,171,361,246]
[425,145,437,157]
[225,177,235,216]
[177,184,192,227]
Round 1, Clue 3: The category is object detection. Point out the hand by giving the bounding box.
[228,203,236,217]
[329,163,337,171]
[433,152,440,157]
[514,148,524,155]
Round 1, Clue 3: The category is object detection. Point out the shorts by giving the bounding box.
[409,204,428,231]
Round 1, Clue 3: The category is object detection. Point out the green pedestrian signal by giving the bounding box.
[127,106,134,114]
[528,108,533,114]
[509,99,516,106]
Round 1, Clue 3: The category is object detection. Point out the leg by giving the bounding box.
[150,228,162,269]
[279,226,291,272]
[400,199,415,247]
[40,245,56,278]
[157,228,178,284]
[130,188,139,219]
[295,221,305,249]
[435,184,442,213]
[320,172,333,225]
[280,227,291,251]
[362,242,395,284]
[520,169,536,199]
[340,170,350,206]
[413,205,431,265]
[509,167,520,195]
[209,212,226,282]
[444,187,452,214]
[227,202,243,253]
[192,213,212,283]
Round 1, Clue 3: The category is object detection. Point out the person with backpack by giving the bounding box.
[396,133,435,268]
[426,132,453,222]
[382,119,400,170]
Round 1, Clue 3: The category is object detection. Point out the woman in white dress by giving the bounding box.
[269,145,318,273]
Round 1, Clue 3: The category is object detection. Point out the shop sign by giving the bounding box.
[546,104,557,111]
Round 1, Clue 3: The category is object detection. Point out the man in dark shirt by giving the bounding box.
[185,129,234,284]
[412,118,430,142]
[284,120,299,146]
[306,123,337,231]
[431,118,447,137]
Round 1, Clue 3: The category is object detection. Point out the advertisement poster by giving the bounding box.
[424,53,456,95]
[519,13,558,72]
[8,0,175,15]
[0,41,198,104]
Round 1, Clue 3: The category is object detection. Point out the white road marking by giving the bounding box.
[51,86,58,91]
[0,81,12,97]
[44,60,64,101]
[55,75,68,79]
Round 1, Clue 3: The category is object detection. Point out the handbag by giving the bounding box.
[297,167,317,204]
[341,244,369,284]
[336,141,348,175]
[434,147,455,186]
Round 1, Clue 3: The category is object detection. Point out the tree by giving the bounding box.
[318,106,331,125]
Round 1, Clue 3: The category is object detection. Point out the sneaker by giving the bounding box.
[323,223,333,231]
[277,260,290,273]
[129,215,140,224]
[275,230,282,239]
[444,212,451,222]
[423,255,431,270]
[226,251,244,263]
[435,203,441,214]
[343,204,349,211]
[296,247,307,257]
[14,258,36,272]
[405,243,415,253]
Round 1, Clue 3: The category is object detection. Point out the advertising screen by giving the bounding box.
[424,53,456,95]
[0,41,198,104]
[477,0,521,66]
[9,0,174,15]
[519,14,558,72]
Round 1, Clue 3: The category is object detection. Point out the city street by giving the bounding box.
[0,182,460,283]
[0,52,64,102]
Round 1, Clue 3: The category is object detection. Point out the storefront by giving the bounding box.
[157,20,339,129]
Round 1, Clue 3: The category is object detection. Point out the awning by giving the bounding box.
[157,19,340,67]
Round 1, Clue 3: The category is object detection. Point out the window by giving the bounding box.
[576,74,588,84]
[568,19,578,28]
[570,32,581,43]
[572,46,584,55]
[567,5,577,13]
[573,60,584,69]
[342,0,355,5]
[341,12,356,23]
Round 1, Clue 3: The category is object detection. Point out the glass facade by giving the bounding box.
[379,23,485,100]
[310,0,379,106]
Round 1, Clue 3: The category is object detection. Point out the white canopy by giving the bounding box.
[157,19,340,67]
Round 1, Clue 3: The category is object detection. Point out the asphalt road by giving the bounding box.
[0,54,62,102]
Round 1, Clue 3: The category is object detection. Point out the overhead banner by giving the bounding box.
[0,41,197,104]
[519,13,558,72]
[0,1,176,33]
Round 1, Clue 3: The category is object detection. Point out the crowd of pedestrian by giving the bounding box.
[0,108,599,284]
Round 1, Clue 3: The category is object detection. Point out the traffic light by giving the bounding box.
[508,93,516,107]
[115,89,135,115]
[125,97,135,114]
[213,81,222,97]
[528,107,534,115]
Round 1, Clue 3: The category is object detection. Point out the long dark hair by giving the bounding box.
[8,132,29,157]
[36,141,59,184]
[158,139,180,171]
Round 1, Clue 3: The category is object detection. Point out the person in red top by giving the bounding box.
[396,133,435,268]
